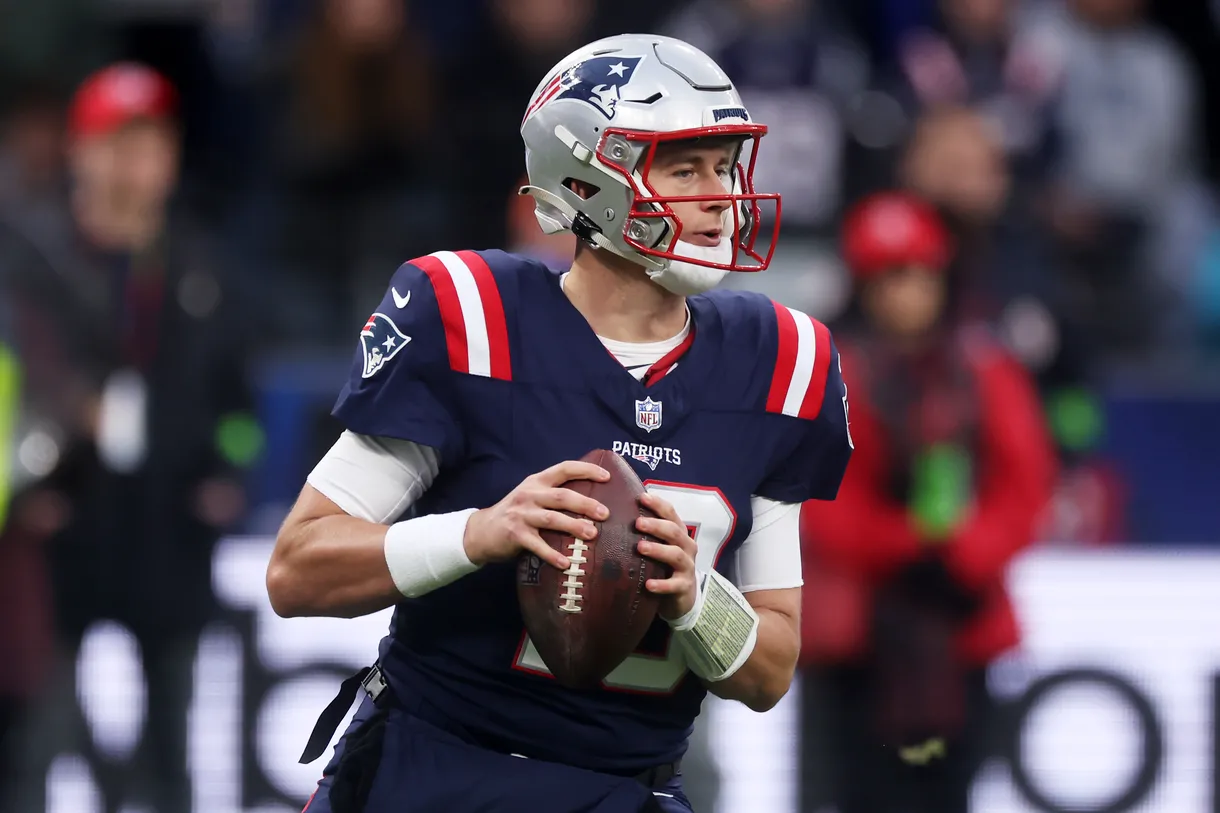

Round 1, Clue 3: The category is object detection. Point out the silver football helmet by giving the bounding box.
[519,33,781,295]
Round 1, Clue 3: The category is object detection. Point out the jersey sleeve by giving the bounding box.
[755,307,854,503]
[332,260,465,463]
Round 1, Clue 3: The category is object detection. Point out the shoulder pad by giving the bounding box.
[763,300,835,421]
[405,250,515,381]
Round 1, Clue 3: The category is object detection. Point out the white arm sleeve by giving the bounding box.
[307,431,477,599]
[732,496,803,593]
[306,430,441,523]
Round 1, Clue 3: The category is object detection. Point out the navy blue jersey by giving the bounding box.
[331,249,851,772]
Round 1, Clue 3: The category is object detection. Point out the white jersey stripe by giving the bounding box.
[431,250,492,378]
[781,306,817,418]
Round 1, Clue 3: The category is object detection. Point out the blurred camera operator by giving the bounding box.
[2,62,258,813]
[797,191,1056,813]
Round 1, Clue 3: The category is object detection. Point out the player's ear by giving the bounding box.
[563,178,600,200]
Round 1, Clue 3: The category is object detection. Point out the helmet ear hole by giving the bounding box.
[563,178,601,200]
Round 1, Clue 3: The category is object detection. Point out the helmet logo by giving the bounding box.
[525,56,644,122]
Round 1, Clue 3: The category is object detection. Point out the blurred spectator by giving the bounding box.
[271,0,433,191]
[3,63,259,813]
[901,108,1082,399]
[0,80,69,229]
[899,105,1121,541]
[665,0,874,234]
[441,0,596,249]
[1026,0,1202,357]
[254,0,441,343]
[1033,0,1197,220]
[0,318,57,805]
[798,191,1056,813]
[0,84,79,801]
[890,0,1061,170]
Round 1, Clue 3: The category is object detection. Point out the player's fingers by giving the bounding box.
[536,487,608,521]
[515,529,570,571]
[636,516,693,552]
[527,507,597,542]
[645,574,695,595]
[637,539,690,570]
[639,492,682,524]
[538,460,611,487]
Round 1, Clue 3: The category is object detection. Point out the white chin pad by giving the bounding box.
[646,238,733,296]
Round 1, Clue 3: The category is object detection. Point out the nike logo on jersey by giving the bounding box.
[392,287,411,309]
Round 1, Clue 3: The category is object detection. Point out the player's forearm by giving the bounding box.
[267,513,402,619]
[704,607,799,712]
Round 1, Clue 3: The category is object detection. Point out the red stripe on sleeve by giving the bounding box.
[765,300,799,413]
[456,250,513,381]
[798,317,833,419]
[411,255,468,374]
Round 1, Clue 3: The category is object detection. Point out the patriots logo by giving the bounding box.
[632,451,662,471]
[360,313,411,379]
[527,56,644,122]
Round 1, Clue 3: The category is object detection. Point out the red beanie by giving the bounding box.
[69,62,177,139]
[841,191,951,279]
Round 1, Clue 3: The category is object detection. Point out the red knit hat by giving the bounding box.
[841,191,952,279]
[69,62,177,139]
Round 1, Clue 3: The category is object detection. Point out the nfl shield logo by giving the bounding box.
[635,397,663,433]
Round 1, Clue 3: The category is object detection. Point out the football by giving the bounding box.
[516,449,672,689]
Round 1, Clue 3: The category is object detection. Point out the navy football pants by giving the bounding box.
[302,696,694,813]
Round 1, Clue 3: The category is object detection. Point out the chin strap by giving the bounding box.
[518,184,667,270]
[521,183,731,298]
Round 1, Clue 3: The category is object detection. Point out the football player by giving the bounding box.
[268,33,852,813]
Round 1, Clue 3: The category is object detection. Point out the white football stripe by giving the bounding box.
[781,307,816,417]
[431,250,492,377]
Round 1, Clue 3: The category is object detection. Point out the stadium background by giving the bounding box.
[2,0,1220,811]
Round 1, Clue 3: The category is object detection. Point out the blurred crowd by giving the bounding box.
[1,0,1219,811]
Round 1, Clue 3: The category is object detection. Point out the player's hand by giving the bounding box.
[463,460,611,570]
[636,492,698,620]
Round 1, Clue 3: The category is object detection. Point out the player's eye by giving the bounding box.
[672,167,696,179]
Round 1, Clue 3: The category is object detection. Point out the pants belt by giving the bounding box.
[300,663,680,788]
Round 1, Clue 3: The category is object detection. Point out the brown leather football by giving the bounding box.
[516,448,672,689]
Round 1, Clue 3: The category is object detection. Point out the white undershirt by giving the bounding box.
[308,295,803,593]
[563,271,692,381]
[601,324,689,380]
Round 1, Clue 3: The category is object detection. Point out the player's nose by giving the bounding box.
[696,171,732,212]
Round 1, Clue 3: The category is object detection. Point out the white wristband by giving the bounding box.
[383,508,480,599]
[668,569,759,683]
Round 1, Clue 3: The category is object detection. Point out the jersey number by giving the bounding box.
[512,481,737,695]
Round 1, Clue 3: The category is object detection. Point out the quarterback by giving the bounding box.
[267,33,852,813]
